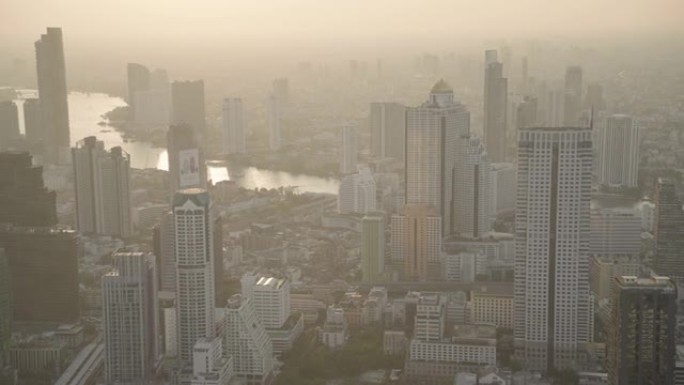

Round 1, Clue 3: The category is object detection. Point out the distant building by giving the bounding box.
[23,98,41,147]
[607,275,676,385]
[470,284,514,329]
[167,124,208,192]
[369,102,405,160]
[153,210,175,294]
[453,137,492,238]
[483,50,508,163]
[171,80,206,137]
[133,88,171,126]
[267,94,281,151]
[222,98,246,155]
[35,27,70,164]
[72,137,132,238]
[102,251,159,384]
[337,167,376,214]
[0,152,57,226]
[653,178,684,278]
[361,212,385,283]
[391,204,441,281]
[589,208,642,257]
[563,66,583,126]
[339,124,358,174]
[595,114,640,189]
[127,63,151,119]
[490,163,517,216]
[0,102,20,151]
[224,294,275,385]
[320,306,347,350]
[383,330,406,356]
[242,276,290,330]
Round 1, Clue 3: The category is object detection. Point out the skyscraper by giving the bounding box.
[268,94,281,151]
[369,102,406,160]
[0,225,80,324]
[452,136,492,239]
[22,98,41,146]
[35,27,70,164]
[171,80,206,137]
[241,276,291,330]
[361,212,385,283]
[224,294,275,385]
[595,114,640,189]
[127,63,151,118]
[174,189,215,363]
[339,124,358,174]
[153,210,176,293]
[222,98,246,155]
[0,152,57,227]
[337,166,376,214]
[102,250,158,384]
[405,80,470,235]
[563,66,583,126]
[0,102,20,151]
[391,204,442,281]
[483,50,508,163]
[167,124,207,192]
[607,275,676,385]
[653,178,684,278]
[72,137,132,238]
[514,127,594,371]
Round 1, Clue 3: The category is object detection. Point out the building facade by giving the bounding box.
[361,212,385,283]
[222,98,246,155]
[483,50,508,163]
[653,178,684,278]
[391,204,442,281]
[595,114,640,189]
[370,102,405,160]
[453,137,492,238]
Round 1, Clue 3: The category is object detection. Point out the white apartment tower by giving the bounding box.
[453,136,492,238]
[174,189,216,363]
[595,114,640,189]
[337,166,376,214]
[73,136,132,238]
[222,98,246,155]
[339,124,358,174]
[242,276,291,329]
[514,127,594,371]
[224,294,275,385]
[406,80,470,235]
[102,251,158,384]
[267,95,281,151]
[414,292,446,342]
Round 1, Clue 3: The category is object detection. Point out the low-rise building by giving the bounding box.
[320,306,347,350]
[383,330,407,356]
[470,283,513,329]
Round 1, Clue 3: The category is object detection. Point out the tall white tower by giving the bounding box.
[595,114,640,189]
[174,188,215,363]
[241,276,291,329]
[102,250,158,384]
[514,127,594,371]
[222,98,246,155]
[405,80,470,236]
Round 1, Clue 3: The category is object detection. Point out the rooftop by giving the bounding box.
[256,276,287,289]
[430,79,453,94]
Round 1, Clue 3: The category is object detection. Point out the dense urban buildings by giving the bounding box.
[405,80,470,235]
[483,50,508,163]
[369,102,406,160]
[514,127,594,371]
[0,152,57,227]
[174,189,216,363]
[361,212,385,283]
[653,178,684,278]
[102,250,158,385]
[167,124,208,192]
[72,137,132,238]
[222,97,246,155]
[595,114,640,189]
[35,27,70,164]
[607,275,676,385]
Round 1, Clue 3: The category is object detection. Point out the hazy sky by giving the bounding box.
[2,0,683,46]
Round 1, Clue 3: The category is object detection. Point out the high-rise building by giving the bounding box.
[72,137,132,238]
[337,166,376,214]
[607,275,676,385]
[0,152,57,227]
[516,96,538,130]
[595,114,640,189]
[653,178,684,278]
[126,63,151,119]
[490,162,517,216]
[267,94,281,151]
[339,124,358,174]
[361,212,385,283]
[584,83,606,112]
[405,80,470,235]
[0,102,20,151]
[224,294,275,385]
[102,250,158,384]
[167,124,207,192]
[23,98,41,146]
[241,276,290,330]
[174,189,216,363]
[171,80,206,137]
[391,204,442,281]
[153,210,176,294]
[483,50,508,163]
[452,136,492,239]
[369,102,406,160]
[133,88,171,127]
[514,127,594,371]
[563,66,583,126]
[35,27,70,164]
[222,98,246,155]
[0,225,80,324]
[590,208,642,257]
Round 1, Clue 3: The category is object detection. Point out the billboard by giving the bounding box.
[179,148,201,187]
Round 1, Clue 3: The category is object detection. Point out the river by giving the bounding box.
[13,90,340,195]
